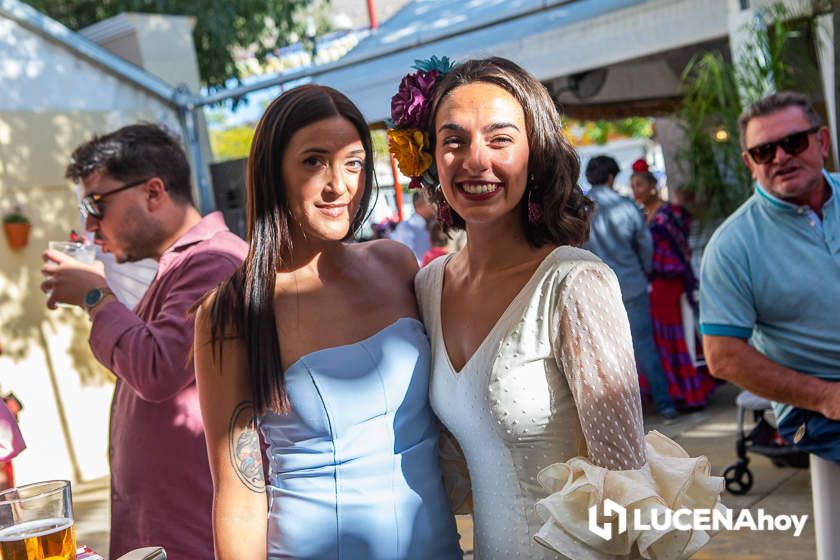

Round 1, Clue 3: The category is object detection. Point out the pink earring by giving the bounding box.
[527,184,542,225]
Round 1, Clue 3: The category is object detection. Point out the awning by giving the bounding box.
[316,0,731,123]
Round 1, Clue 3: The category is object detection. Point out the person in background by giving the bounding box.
[40,123,248,559]
[631,159,716,409]
[700,90,840,557]
[421,220,450,266]
[584,155,677,419]
[390,190,435,262]
[0,398,25,491]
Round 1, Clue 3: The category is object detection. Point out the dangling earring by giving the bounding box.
[437,199,453,227]
[527,177,543,225]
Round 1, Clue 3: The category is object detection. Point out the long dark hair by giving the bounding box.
[425,57,592,247]
[208,84,374,415]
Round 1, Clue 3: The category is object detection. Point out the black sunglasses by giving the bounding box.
[79,177,151,220]
[746,126,821,164]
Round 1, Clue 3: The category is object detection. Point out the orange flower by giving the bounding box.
[387,129,432,178]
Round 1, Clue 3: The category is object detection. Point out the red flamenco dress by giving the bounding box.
[643,204,717,409]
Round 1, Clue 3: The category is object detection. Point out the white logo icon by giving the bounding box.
[588,498,627,540]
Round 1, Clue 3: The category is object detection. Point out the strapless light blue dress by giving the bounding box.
[259,317,462,559]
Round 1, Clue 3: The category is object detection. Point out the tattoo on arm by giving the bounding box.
[228,401,265,493]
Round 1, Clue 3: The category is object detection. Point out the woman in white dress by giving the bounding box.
[387,57,724,559]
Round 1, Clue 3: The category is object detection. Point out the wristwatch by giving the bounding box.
[83,286,113,311]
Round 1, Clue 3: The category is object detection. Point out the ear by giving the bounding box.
[741,151,757,179]
[817,126,831,160]
[143,177,168,212]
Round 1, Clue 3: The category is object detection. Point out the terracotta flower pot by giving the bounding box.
[3,221,31,250]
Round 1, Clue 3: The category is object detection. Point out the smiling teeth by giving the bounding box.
[461,183,499,194]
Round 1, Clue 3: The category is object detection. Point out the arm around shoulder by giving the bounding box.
[194,299,268,559]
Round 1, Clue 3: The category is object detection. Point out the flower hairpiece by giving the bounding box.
[387,56,454,190]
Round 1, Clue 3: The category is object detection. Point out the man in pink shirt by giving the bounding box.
[41,124,248,559]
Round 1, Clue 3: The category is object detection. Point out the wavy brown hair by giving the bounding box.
[424,57,592,247]
[206,84,374,415]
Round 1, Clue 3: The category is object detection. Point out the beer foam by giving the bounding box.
[0,517,72,540]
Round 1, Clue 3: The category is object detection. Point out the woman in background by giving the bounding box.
[421,220,450,266]
[631,159,716,409]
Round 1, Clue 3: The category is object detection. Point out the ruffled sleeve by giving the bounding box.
[535,264,723,559]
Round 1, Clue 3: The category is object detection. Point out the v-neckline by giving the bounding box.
[435,247,561,376]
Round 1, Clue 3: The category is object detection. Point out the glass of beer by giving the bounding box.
[0,480,75,560]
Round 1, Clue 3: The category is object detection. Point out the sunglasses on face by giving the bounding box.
[746,126,821,164]
[79,177,150,220]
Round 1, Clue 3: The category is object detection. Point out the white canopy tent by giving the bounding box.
[315,0,733,123]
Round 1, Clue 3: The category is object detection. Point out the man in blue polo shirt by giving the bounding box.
[700,92,840,467]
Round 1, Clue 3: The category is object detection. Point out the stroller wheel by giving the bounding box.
[723,464,753,495]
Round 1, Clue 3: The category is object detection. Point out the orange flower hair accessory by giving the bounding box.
[387,129,433,180]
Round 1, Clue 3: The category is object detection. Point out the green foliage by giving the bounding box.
[210,125,255,161]
[676,52,753,225]
[371,129,389,162]
[3,205,29,224]
[676,3,820,227]
[586,118,653,145]
[24,0,327,93]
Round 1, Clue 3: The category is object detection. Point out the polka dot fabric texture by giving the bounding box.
[554,265,646,471]
[416,247,723,560]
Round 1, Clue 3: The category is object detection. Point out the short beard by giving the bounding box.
[119,205,166,262]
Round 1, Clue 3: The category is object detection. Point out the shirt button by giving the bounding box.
[797,208,805,214]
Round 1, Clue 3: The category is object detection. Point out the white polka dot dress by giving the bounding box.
[416,247,723,560]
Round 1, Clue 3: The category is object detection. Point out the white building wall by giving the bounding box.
[0,14,179,485]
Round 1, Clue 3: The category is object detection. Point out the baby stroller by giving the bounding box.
[722,390,809,495]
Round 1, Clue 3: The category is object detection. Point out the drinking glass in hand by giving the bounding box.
[47,241,97,309]
[0,480,75,560]
[48,242,96,265]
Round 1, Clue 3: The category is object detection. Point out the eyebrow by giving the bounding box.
[299,147,367,156]
[437,122,521,133]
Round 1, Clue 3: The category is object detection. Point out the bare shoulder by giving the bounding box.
[354,239,419,281]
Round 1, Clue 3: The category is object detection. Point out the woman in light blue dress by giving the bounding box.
[194,85,461,559]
